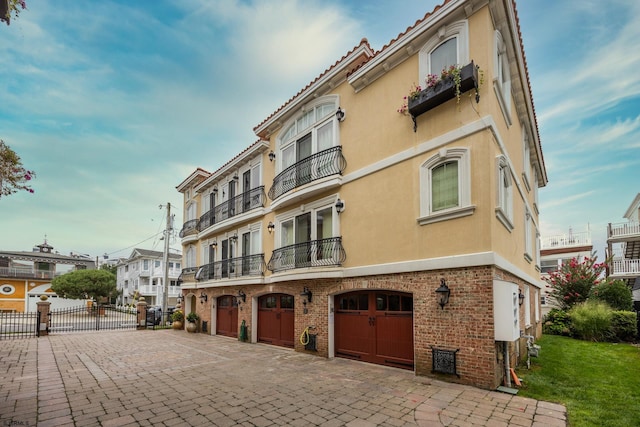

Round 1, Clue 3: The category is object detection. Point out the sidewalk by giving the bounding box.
[0,330,566,426]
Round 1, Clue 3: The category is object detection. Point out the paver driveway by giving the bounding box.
[0,330,566,426]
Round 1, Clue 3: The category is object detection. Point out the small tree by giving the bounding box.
[51,269,117,303]
[544,254,607,310]
[0,140,35,198]
[1,0,27,25]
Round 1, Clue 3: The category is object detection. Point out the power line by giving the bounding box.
[105,231,164,258]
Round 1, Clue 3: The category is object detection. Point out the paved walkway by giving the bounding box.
[0,330,566,426]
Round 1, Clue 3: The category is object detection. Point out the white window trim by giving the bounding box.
[418,147,475,225]
[522,126,531,192]
[495,155,514,231]
[493,30,512,126]
[524,210,533,263]
[274,195,339,248]
[419,20,469,81]
[534,289,540,323]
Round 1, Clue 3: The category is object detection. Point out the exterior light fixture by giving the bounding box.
[518,290,525,306]
[237,290,246,303]
[233,173,239,181]
[211,240,217,248]
[230,232,238,242]
[176,294,183,305]
[212,187,218,194]
[335,198,345,214]
[435,278,450,310]
[300,287,313,303]
[267,222,275,234]
[336,107,345,122]
[268,151,276,162]
[199,291,208,304]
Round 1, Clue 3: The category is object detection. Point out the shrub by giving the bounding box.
[569,300,612,342]
[186,312,200,323]
[543,308,572,336]
[610,311,637,342]
[590,279,633,311]
[171,310,184,322]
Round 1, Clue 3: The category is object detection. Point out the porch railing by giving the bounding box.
[197,186,266,232]
[267,237,346,273]
[196,254,266,281]
[541,230,591,249]
[268,146,346,200]
[179,219,198,238]
[610,258,640,276]
[608,221,640,239]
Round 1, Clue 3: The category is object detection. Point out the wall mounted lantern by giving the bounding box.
[518,290,525,306]
[435,278,450,310]
[336,107,345,122]
[233,172,239,181]
[267,222,275,234]
[230,232,238,242]
[300,286,313,303]
[211,240,217,248]
[199,291,208,304]
[268,151,276,162]
[176,294,183,305]
[237,290,246,303]
[212,187,218,194]
[335,198,345,214]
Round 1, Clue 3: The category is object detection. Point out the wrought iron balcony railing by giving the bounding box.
[178,219,198,238]
[267,237,346,273]
[197,186,266,232]
[268,146,346,200]
[196,254,266,281]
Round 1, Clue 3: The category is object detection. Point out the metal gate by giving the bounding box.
[0,310,41,340]
[48,305,138,333]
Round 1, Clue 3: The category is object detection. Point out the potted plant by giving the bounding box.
[171,310,184,330]
[186,312,199,333]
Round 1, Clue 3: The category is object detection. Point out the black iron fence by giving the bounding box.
[179,219,198,237]
[0,310,41,340]
[196,254,266,281]
[267,237,346,273]
[48,305,138,333]
[197,186,266,232]
[268,146,347,200]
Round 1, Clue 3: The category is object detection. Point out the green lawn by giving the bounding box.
[516,334,640,427]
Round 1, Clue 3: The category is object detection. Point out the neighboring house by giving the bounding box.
[539,227,593,316]
[176,0,546,390]
[0,239,96,312]
[606,193,640,303]
[116,248,182,307]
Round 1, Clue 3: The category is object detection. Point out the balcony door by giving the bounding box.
[242,170,251,211]
[221,239,229,278]
[228,181,236,218]
[296,133,312,186]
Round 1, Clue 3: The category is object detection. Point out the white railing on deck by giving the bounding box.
[609,221,640,239]
[541,231,591,250]
[610,258,640,276]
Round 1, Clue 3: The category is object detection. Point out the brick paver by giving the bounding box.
[0,330,566,426]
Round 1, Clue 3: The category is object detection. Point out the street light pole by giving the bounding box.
[161,202,171,320]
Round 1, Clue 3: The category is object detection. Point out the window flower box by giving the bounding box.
[408,61,479,128]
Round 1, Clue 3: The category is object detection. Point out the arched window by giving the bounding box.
[494,30,512,124]
[419,148,474,225]
[419,20,469,83]
[496,155,513,231]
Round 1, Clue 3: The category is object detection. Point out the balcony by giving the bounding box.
[268,146,346,201]
[179,219,198,238]
[541,231,592,250]
[195,254,266,281]
[267,237,346,273]
[609,258,640,279]
[408,61,479,131]
[197,186,266,232]
[0,266,57,279]
[607,221,640,242]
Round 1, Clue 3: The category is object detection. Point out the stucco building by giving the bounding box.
[177,0,546,390]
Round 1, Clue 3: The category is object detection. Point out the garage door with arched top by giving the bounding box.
[258,294,294,348]
[216,295,238,338]
[335,291,414,369]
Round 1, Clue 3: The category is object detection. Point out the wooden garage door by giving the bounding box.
[257,294,294,348]
[216,295,238,338]
[335,291,414,369]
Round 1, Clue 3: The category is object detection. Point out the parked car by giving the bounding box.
[147,306,162,326]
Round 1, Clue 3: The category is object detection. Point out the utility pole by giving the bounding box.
[161,202,171,321]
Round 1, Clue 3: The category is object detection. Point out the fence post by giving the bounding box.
[136,297,148,330]
[36,295,51,337]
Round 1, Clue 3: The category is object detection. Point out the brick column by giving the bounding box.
[36,295,51,337]
[137,297,148,330]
